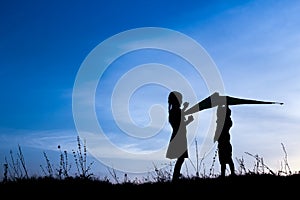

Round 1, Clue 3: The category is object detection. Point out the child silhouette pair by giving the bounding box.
[166,91,235,181]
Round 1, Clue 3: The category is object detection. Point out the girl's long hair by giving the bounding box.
[168,91,182,112]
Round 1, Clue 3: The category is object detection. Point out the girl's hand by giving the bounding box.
[185,115,194,125]
[187,115,194,124]
[183,102,189,110]
[188,115,194,122]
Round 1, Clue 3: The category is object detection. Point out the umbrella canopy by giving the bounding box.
[184,92,283,115]
[225,96,283,106]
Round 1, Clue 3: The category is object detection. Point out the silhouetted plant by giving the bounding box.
[132,176,142,184]
[56,145,71,179]
[188,139,201,177]
[184,162,190,178]
[123,173,128,183]
[3,163,8,182]
[188,139,209,178]
[150,162,172,182]
[208,148,218,178]
[107,166,120,184]
[141,173,151,183]
[279,142,292,175]
[40,151,54,177]
[194,139,200,177]
[199,161,207,178]
[72,136,94,178]
[102,174,110,183]
[245,152,275,175]
[4,145,29,181]
[235,156,247,175]
[17,145,29,178]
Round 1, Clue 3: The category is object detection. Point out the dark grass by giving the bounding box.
[1,139,298,198]
[1,173,299,198]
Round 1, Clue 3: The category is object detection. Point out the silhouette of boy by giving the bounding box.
[214,104,235,178]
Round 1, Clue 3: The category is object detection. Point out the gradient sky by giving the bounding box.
[1,0,300,181]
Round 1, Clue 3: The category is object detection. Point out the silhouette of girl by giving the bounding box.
[166,91,194,181]
[214,104,235,177]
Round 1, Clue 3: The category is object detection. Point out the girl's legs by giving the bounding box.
[173,156,185,181]
[228,158,235,176]
[221,163,226,178]
[221,159,235,178]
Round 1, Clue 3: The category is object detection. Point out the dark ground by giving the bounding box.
[0,174,299,198]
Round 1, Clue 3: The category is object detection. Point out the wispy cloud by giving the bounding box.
[0,128,79,152]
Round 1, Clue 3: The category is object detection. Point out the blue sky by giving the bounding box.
[1,0,300,181]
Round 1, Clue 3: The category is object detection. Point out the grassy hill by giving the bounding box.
[0,173,299,198]
[1,138,298,198]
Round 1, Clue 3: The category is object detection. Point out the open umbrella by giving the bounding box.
[185,92,283,115]
[225,95,283,106]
